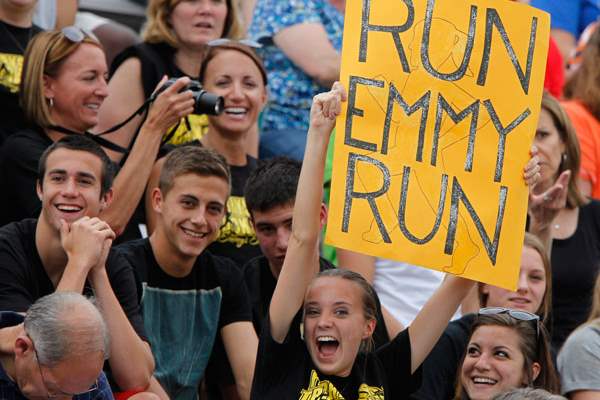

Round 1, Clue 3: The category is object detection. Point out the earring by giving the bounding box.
[562,153,567,162]
[48,98,54,107]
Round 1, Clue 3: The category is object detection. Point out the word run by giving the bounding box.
[359,0,538,95]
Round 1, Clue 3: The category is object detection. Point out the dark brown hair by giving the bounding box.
[455,314,561,399]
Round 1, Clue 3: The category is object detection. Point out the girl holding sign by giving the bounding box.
[250,82,477,399]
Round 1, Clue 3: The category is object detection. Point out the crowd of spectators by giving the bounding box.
[0,0,599,399]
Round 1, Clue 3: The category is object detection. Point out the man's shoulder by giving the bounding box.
[0,311,24,328]
[242,255,268,275]
[113,237,151,259]
[0,219,36,251]
[196,251,240,273]
[195,251,245,289]
[1,127,49,152]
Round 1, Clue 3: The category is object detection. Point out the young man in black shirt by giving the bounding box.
[0,135,155,394]
[243,157,327,332]
[114,145,257,400]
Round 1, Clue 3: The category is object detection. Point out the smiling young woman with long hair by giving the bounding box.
[455,310,560,400]
[412,232,554,400]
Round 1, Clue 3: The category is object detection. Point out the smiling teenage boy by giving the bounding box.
[114,145,258,400]
[0,135,154,393]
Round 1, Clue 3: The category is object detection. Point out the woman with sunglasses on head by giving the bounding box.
[557,274,600,400]
[96,0,254,160]
[527,92,600,351]
[250,81,477,399]
[455,309,560,400]
[411,233,553,400]
[0,28,194,238]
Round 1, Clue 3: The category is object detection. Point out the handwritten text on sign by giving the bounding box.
[325,0,550,290]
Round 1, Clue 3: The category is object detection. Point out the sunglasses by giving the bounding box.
[207,38,262,49]
[478,307,540,338]
[61,26,98,43]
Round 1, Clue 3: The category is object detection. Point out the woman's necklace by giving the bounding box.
[0,20,32,53]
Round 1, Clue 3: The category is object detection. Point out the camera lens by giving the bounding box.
[195,91,224,115]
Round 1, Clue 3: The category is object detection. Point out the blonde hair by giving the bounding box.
[20,30,102,128]
[142,0,245,48]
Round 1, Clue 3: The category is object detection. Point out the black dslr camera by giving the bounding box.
[156,78,224,115]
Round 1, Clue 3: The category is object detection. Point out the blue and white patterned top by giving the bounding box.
[249,0,344,133]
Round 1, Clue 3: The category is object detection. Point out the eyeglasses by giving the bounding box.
[61,26,98,43]
[32,342,99,398]
[207,38,262,49]
[478,307,540,337]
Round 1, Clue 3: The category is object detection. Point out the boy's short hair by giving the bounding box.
[38,135,115,197]
[159,145,231,196]
[244,157,301,214]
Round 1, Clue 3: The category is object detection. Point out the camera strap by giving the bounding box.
[47,98,154,155]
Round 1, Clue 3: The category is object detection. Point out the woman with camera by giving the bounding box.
[96,0,249,160]
[145,40,267,269]
[0,28,194,234]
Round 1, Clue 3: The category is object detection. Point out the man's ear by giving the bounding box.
[152,188,163,213]
[36,180,43,201]
[100,188,114,212]
[14,335,33,359]
[318,203,328,230]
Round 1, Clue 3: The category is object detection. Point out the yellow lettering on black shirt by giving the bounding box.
[217,195,258,247]
[299,370,384,400]
[166,114,209,145]
[0,53,24,93]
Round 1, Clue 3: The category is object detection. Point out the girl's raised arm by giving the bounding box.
[269,83,347,343]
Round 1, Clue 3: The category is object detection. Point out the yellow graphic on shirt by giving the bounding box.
[217,195,258,247]
[299,370,384,400]
[0,53,24,93]
[165,114,209,145]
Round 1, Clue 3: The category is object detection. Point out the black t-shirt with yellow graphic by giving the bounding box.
[110,41,210,145]
[208,155,261,267]
[251,315,422,400]
[0,21,42,143]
